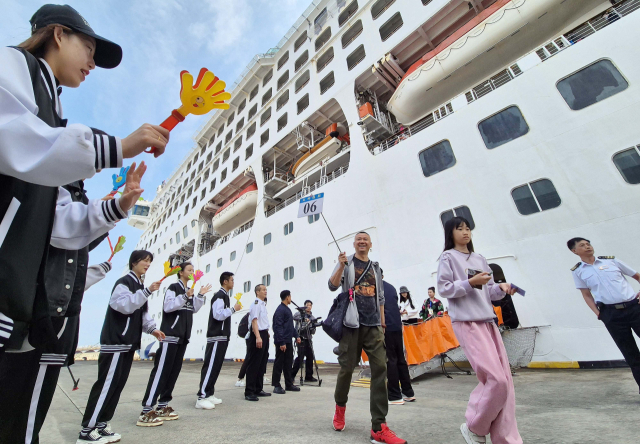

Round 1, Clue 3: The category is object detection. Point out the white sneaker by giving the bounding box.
[206,395,222,405]
[403,396,416,402]
[388,399,405,405]
[460,423,486,444]
[195,398,215,410]
[235,379,245,387]
[97,423,121,442]
[263,376,270,383]
[76,429,110,443]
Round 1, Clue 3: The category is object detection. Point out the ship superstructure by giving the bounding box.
[130,0,640,365]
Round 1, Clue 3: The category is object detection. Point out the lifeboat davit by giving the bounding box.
[210,184,258,236]
[292,123,346,178]
[387,0,594,125]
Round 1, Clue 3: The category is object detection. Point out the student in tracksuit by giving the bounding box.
[0,4,168,358]
[140,263,211,422]
[78,251,165,443]
[196,271,242,409]
[437,217,520,444]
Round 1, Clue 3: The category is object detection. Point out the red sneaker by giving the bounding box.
[371,423,407,444]
[333,404,346,431]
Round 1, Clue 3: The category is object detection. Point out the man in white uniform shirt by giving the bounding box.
[568,237,640,392]
[244,284,271,401]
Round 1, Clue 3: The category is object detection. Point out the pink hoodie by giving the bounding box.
[436,249,505,322]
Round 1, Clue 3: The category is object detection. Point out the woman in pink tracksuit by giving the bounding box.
[436,217,522,444]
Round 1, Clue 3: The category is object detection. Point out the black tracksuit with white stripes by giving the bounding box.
[198,288,236,399]
[142,281,205,412]
[81,272,156,433]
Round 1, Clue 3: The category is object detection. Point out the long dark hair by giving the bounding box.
[129,250,153,270]
[400,291,415,309]
[443,216,474,254]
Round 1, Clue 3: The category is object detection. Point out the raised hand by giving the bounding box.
[122,124,170,158]
[199,283,213,295]
[177,68,231,117]
[118,162,146,212]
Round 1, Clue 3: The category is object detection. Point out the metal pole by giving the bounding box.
[321,213,342,254]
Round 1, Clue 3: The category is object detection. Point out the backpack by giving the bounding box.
[237,312,250,338]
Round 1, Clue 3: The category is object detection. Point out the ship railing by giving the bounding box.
[372,0,640,156]
[264,164,350,218]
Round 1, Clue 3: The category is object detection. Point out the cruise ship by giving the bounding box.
[129,0,640,368]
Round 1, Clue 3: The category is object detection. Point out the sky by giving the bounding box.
[1,0,311,346]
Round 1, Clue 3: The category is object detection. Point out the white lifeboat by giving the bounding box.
[291,123,346,178]
[210,184,258,236]
[387,0,595,125]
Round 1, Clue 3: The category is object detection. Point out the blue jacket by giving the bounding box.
[383,281,402,332]
[273,303,298,346]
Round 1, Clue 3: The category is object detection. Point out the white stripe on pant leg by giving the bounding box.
[145,343,168,407]
[24,364,47,444]
[88,353,120,429]
[0,198,20,248]
[199,342,218,398]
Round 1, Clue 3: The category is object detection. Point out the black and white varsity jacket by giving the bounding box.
[0,47,122,350]
[99,271,156,352]
[206,288,237,342]
[160,280,205,344]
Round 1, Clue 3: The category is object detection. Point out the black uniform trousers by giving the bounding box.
[0,316,76,444]
[272,340,294,388]
[198,339,229,399]
[601,303,640,390]
[385,330,414,401]
[142,341,187,410]
[245,330,269,396]
[81,350,135,431]
[292,338,315,379]
[238,339,249,379]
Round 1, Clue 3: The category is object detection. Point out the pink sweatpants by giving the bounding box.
[452,321,522,444]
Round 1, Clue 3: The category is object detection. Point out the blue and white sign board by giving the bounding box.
[297,193,324,218]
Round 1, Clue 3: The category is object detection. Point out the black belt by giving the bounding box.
[604,298,639,310]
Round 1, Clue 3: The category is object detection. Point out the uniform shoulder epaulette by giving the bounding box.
[570,262,581,271]
[598,256,615,260]
[254,300,259,304]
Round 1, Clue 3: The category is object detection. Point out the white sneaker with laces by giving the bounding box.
[460,423,486,444]
[76,429,110,443]
[97,423,121,443]
[235,379,245,387]
[195,398,215,410]
[206,395,222,405]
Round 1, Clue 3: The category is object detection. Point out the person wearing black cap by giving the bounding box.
[271,290,301,394]
[0,4,170,364]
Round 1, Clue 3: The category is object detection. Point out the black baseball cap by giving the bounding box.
[30,4,122,69]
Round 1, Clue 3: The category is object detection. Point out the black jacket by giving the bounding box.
[160,280,205,344]
[206,289,235,340]
[383,281,402,332]
[273,303,298,346]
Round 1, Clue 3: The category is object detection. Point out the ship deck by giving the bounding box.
[43,361,636,443]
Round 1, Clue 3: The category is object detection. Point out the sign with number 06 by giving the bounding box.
[297,193,324,218]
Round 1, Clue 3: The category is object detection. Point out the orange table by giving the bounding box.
[402,315,460,365]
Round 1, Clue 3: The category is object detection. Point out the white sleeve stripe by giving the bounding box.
[102,201,114,222]
[109,199,126,220]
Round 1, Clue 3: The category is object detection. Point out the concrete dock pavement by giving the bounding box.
[42,361,637,443]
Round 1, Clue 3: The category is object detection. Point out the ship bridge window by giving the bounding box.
[613,146,640,184]
[284,266,294,281]
[132,205,149,217]
[234,136,243,152]
[295,51,309,73]
[379,12,403,42]
[246,242,253,253]
[277,90,290,111]
[317,48,334,73]
[278,51,289,71]
[294,31,307,52]
[249,85,259,101]
[238,98,247,113]
[342,20,363,48]
[371,0,395,20]
[308,214,320,224]
[278,113,288,132]
[297,94,310,114]
[320,72,335,95]
[232,157,239,172]
[217,258,222,268]
[263,68,273,87]
[262,274,271,287]
[278,71,289,91]
[246,144,254,160]
[230,251,236,261]
[511,179,561,215]
[236,118,245,133]
[260,130,270,147]
[284,222,293,235]
[347,44,366,71]
[339,1,358,27]
[248,104,258,120]
[556,59,628,111]
[243,281,251,293]
[247,122,257,139]
[418,140,456,177]
[206,264,211,273]
[262,88,273,106]
[264,233,272,245]
[295,71,310,93]
[315,28,331,52]
[261,107,272,126]
[440,206,475,230]
[183,226,188,238]
[310,257,323,273]
[478,106,529,150]
[221,168,227,182]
